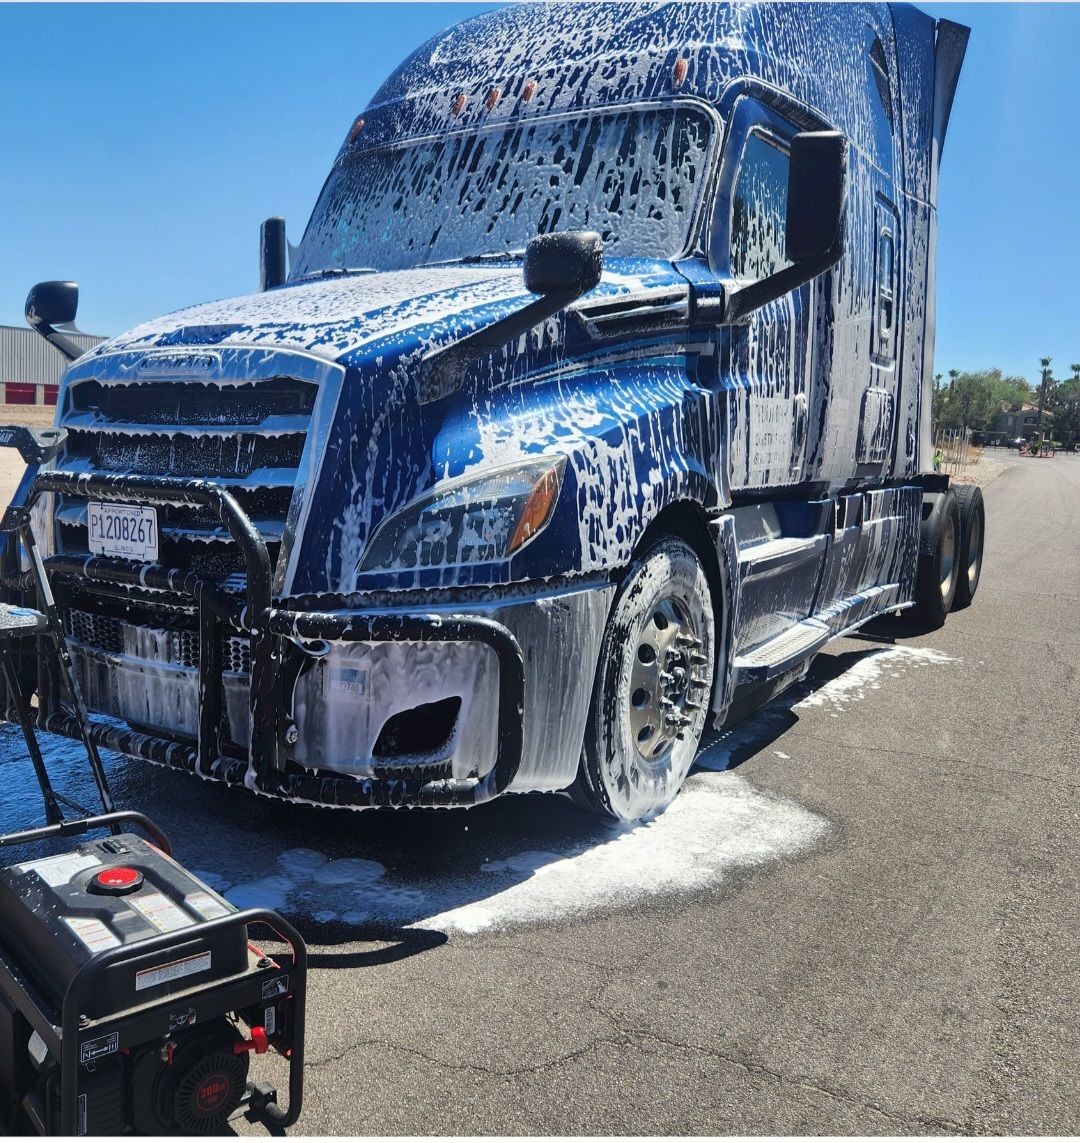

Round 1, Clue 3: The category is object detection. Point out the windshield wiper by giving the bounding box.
[432,251,525,267]
[293,267,377,282]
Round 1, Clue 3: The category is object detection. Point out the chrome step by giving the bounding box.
[732,582,901,685]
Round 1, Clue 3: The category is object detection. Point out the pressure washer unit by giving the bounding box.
[0,426,306,1135]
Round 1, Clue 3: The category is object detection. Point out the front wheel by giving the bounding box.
[572,537,716,822]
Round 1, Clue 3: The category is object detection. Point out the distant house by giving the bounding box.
[994,403,1044,440]
[0,325,105,406]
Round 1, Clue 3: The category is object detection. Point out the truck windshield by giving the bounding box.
[292,104,713,278]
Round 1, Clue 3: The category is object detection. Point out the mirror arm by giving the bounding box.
[417,286,578,405]
[721,231,844,325]
[25,317,83,364]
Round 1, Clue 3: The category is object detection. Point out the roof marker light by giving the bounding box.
[485,87,501,111]
[672,57,688,87]
[347,116,365,144]
[521,80,537,102]
[452,92,468,116]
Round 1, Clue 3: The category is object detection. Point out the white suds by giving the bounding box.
[194,771,826,935]
[419,774,827,933]
[794,647,959,712]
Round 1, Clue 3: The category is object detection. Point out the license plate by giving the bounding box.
[87,501,159,562]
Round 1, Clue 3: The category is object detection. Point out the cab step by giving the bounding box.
[731,582,901,685]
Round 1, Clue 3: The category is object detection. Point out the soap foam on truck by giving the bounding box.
[8,1,979,822]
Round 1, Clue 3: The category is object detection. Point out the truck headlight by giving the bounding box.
[357,455,566,573]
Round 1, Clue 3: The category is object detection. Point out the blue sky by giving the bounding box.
[1,2,1077,385]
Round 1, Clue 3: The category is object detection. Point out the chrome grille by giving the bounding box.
[224,635,251,675]
[55,375,317,583]
[66,607,201,666]
[67,609,123,653]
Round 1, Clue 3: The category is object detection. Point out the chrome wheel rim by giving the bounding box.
[967,511,982,590]
[627,595,710,763]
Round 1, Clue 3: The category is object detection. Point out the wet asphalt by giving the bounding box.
[5,452,1079,1134]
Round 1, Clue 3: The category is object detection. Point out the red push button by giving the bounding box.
[89,866,144,895]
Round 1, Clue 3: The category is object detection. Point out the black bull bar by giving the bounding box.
[2,471,525,808]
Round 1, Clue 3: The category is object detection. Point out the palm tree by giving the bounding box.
[1071,363,1080,383]
[1037,356,1053,435]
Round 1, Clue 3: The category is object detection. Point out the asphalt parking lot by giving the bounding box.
[1,451,1077,1134]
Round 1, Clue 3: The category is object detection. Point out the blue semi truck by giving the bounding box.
[14,1,978,821]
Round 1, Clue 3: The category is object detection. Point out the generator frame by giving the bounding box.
[0,809,307,1134]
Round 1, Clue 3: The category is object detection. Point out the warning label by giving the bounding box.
[18,852,100,887]
[184,891,231,921]
[129,891,194,933]
[63,916,121,954]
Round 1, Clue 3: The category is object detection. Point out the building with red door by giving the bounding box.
[0,325,105,407]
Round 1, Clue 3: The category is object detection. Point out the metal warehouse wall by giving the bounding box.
[0,325,105,405]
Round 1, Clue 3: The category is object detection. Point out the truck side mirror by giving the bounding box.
[722,130,848,324]
[524,231,603,298]
[419,232,604,405]
[260,217,287,291]
[25,281,84,363]
[786,131,848,264]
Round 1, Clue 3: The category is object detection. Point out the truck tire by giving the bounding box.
[911,489,962,628]
[951,485,985,609]
[571,537,715,822]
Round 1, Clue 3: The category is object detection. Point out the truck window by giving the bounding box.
[866,30,896,164]
[729,131,792,283]
[293,104,714,278]
[869,37,893,125]
[871,196,900,362]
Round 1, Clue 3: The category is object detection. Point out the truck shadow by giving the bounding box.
[0,631,911,956]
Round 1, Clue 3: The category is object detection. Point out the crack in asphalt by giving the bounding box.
[303,1032,631,1079]
[586,992,970,1134]
[304,1015,971,1134]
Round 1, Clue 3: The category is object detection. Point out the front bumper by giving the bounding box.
[7,472,610,809]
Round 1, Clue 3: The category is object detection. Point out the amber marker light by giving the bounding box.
[452,92,468,115]
[485,87,501,110]
[672,57,688,87]
[508,462,563,554]
[521,80,537,102]
[347,116,365,144]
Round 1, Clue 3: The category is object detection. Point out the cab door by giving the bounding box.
[708,95,814,492]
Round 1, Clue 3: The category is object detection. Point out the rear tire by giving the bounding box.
[572,537,715,822]
[951,485,985,609]
[911,489,962,628]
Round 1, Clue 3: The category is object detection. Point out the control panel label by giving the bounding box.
[136,951,212,992]
[79,1031,119,1064]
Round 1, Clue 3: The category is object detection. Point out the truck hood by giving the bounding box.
[85,260,678,366]
[90,265,532,363]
